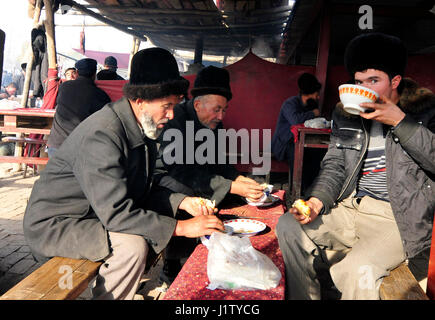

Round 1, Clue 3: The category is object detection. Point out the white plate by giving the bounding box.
[223,219,267,237]
[245,194,280,207]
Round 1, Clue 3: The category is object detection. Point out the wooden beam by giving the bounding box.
[277,0,324,64]
[62,0,148,41]
[87,5,293,18]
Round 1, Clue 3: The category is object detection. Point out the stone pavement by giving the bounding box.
[0,163,167,299]
[0,163,43,295]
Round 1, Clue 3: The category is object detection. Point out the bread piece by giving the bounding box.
[292,199,311,218]
[196,197,216,209]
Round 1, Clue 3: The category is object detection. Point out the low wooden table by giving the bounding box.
[290,126,331,201]
[0,108,55,135]
[163,190,286,300]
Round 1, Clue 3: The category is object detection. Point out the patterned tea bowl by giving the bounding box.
[338,84,379,115]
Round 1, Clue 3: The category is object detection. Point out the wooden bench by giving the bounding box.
[0,251,162,300]
[380,262,429,300]
[1,136,48,145]
[1,136,49,177]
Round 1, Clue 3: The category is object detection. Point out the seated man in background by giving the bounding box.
[46,58,111,157]
[96,56,124,80]
[0,82,18,99]
[156,66,265,283]
[63,67,78,81]
[271,73,322,192]
[276,32,435,300]
[23,48,225,300]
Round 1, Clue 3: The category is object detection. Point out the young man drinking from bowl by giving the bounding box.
[276,32,435,300]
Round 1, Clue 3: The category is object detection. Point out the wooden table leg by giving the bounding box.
[291,130,305,202]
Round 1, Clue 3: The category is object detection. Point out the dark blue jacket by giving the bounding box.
[271,95,316,161]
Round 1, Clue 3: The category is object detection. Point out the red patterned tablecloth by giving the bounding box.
[163,190,287,300]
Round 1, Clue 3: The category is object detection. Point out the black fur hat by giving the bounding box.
[75,58,97,78]
[190,66,232,101]
[344,33,407,78]
[123,48,189,101]
[297,73,321,95]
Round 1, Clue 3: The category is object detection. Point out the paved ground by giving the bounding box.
[0,163,167,300]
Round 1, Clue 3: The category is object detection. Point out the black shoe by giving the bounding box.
[159,259,182,286]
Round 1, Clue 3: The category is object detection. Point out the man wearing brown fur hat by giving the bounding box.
[276,32,435,300]
[23,48,225,300]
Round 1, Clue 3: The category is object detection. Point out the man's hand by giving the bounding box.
[173,215,225,238]
[179,197,217,216]
[235,175,257,184]
[289,197,323,225]
[359,96,405,127]
[312,108,321,117]
[230,179,264,202]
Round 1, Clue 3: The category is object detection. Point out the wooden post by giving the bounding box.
[128,37,141,78]
[13,0,42,172]
[21,0,43,108]
[43,0,57,69]
[0,29,4,86]
[194,37,204,65]
[315,4,331,114]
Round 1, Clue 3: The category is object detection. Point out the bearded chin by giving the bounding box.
[140,113,163,140]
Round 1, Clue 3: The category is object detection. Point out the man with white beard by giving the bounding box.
[23,48,225,300]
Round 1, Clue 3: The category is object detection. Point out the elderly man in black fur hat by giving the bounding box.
[23,48,225,300]
[276,32,435,300]
[156,66,265,283]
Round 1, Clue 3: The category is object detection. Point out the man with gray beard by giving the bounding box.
[23,48,225,300]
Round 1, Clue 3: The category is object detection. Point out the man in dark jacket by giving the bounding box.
[96,56,124,80]
[276,33,435,300]
[271,73,321,163]
[47,58,111,157]
[271,73,322,193]
[156,66,264,283]
[23,48,224,300]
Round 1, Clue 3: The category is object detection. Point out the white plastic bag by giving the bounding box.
[205,231,281,291]
[304,117,331,129]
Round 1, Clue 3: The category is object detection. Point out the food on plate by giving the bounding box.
[195,197,216,210]
[292,199,311,218]
[233,228,254,234]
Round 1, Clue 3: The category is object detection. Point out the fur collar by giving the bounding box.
[336,78,435,118]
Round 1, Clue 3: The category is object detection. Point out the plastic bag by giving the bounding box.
[304,117,331,129]
[205,231,281,291]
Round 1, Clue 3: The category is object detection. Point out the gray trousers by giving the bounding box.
[91,231,149,300]
[276,196,406,300]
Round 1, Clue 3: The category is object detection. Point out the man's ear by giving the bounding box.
[193,98,201,113]
[391,75,402,90]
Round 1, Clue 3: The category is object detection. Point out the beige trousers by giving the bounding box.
[91,231,149,300]
[276,196,407,300]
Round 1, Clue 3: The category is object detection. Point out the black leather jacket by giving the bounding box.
[309,79,435,258]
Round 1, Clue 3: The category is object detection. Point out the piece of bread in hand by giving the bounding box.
[292,199,311,218]
[195,198,216,210]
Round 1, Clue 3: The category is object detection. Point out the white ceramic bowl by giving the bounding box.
[338,84,379,115]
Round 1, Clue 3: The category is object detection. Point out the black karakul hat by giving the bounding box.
[190,66,232,101]
[124,47,189,100]
[297,73,321,95]
[75,58,97,77]
[344,32,408,78]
